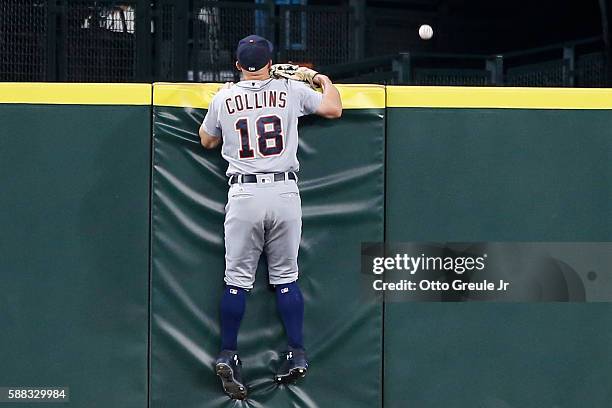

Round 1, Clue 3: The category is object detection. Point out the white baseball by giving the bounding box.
[419,24,433,40]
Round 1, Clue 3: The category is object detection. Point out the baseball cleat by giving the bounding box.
[215,350,247,400]
[275,348,308,384]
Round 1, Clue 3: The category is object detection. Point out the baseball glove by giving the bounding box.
[270,64,319,88]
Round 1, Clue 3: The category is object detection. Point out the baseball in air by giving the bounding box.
[419,24,433,40]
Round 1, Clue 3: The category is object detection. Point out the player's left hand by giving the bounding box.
[270,64,319,89]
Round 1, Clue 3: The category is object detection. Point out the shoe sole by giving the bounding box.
[215,363,247,400]
[275,366,308,384]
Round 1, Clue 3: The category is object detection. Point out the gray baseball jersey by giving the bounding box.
[200,78,322,176]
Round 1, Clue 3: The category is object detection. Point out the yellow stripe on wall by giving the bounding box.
[153,82,385,109]
[387,86,612,109]
[0,83,152,105]
[3,83,609,109]
[153,83,222,109]
[338,84,385,109]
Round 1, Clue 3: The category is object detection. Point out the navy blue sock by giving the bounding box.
[220,285,247,351]
[275,281,304,350]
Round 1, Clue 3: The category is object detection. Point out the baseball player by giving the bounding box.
[199,34,342,400]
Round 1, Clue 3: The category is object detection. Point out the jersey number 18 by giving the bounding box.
[235,115,284,159]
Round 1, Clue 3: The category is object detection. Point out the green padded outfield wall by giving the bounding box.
[4,83,612,408]
[150,84,385,407]
[0,84,151,407]
[384,87,612,408]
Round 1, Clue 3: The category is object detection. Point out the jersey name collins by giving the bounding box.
[224,91,287,113]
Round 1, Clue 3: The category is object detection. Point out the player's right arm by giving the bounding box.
[199,94,222,149]
[198,98,221,149]
[312,74,342,119]
[199,126,221,149]
[199,83,233,149]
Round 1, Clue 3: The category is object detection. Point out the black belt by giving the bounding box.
[229,172,296,185]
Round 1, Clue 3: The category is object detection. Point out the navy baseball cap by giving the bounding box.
[236,35,273,72]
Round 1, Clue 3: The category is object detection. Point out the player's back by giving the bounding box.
[207,78,322,175]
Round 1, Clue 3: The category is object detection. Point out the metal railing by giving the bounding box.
[324,37,608,87]
[0,0,607,87]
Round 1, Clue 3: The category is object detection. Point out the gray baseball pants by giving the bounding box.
[223,174,301,289]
